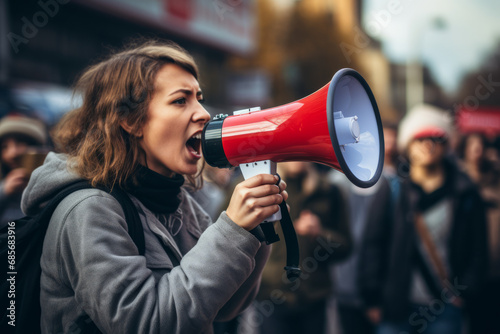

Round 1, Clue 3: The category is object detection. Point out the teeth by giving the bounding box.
[191,133,201,140]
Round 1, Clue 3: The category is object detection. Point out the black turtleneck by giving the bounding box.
[124,165,185,215]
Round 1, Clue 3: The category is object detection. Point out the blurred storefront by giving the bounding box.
[2,0,258,124]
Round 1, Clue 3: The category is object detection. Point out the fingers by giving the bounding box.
[236,183,279,200]
[237,177,287,206]
[281,189,288,202]
[240,174,287,194]
[246,192,284,208]
[242,173,280,188]
[252,205,281,222]
[226,173,288,231]
[277,179,287,193]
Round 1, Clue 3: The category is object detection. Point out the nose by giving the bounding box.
[193,103,211,124]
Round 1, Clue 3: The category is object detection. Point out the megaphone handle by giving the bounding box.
[258,172,283,245]
[239,160,282,223]
[240,161,301,281]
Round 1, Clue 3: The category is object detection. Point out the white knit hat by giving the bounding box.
[397,104,453,151]
[0,116,48,145]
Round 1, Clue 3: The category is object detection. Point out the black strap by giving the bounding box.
[108,186,145,256]
[42,181,145,255]
[273,173,301,282]
[37,181,94,233]
[252,174,301,282]
[260,222,280,244]
[278,198,301,282]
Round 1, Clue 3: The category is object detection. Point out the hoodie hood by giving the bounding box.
[21,152,82,216]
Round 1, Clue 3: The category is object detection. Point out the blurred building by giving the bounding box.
[390,63,450,115]
[292,0,452,119]
[1,0,258,123]
[228,0,397,121]
[331,0,397,121]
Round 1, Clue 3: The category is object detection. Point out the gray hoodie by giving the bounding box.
[22,152,270,334]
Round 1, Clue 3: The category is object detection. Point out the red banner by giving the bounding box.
[457,107,500,138]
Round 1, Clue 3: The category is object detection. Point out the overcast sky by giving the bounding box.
[362,0,500,93]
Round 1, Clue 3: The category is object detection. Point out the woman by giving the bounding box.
[21,41,286,334]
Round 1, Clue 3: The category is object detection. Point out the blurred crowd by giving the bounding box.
[0,92,498,334]
[191,104,500,334]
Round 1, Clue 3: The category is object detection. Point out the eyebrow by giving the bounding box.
[168,89,203,97]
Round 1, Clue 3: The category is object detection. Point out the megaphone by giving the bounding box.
[202,68,384,187]
[201,68,384,280]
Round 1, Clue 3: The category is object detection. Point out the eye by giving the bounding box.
[198,98,206,104]
[172,97,186,105]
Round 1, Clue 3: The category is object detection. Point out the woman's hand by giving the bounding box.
[226,174,287,231]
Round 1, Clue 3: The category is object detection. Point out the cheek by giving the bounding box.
[144,121,186,159]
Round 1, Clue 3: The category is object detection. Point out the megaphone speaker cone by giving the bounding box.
[328,68,384,188]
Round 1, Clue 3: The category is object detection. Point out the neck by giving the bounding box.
[410,162,445,193]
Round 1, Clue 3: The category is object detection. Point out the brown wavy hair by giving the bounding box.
[52,40,203,189]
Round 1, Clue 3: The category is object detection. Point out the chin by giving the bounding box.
[177,165,199,177]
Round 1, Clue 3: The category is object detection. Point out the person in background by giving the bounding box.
[457,132,500,334]
[381,121,401,203]
[0,115,47,228]
[360,104,488,334]
[330,174,391,334]
[255,161,352,334]
[330,118,399,334]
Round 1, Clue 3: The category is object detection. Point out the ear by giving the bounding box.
[120,121,143,138]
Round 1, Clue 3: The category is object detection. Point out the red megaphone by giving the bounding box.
[202,68,384,188]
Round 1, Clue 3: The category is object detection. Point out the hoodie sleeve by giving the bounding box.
[213,213,271,321]
[45,191,267,334]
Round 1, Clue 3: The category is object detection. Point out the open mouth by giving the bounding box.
[186,132,202,156]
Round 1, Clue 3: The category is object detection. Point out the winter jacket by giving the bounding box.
[21,152,271,334]
[334,174,393,308]
[359,158,489,321]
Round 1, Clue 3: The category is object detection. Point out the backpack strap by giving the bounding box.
[107,186,145,256]
[43,181,145,255]
[35,181,95,234]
